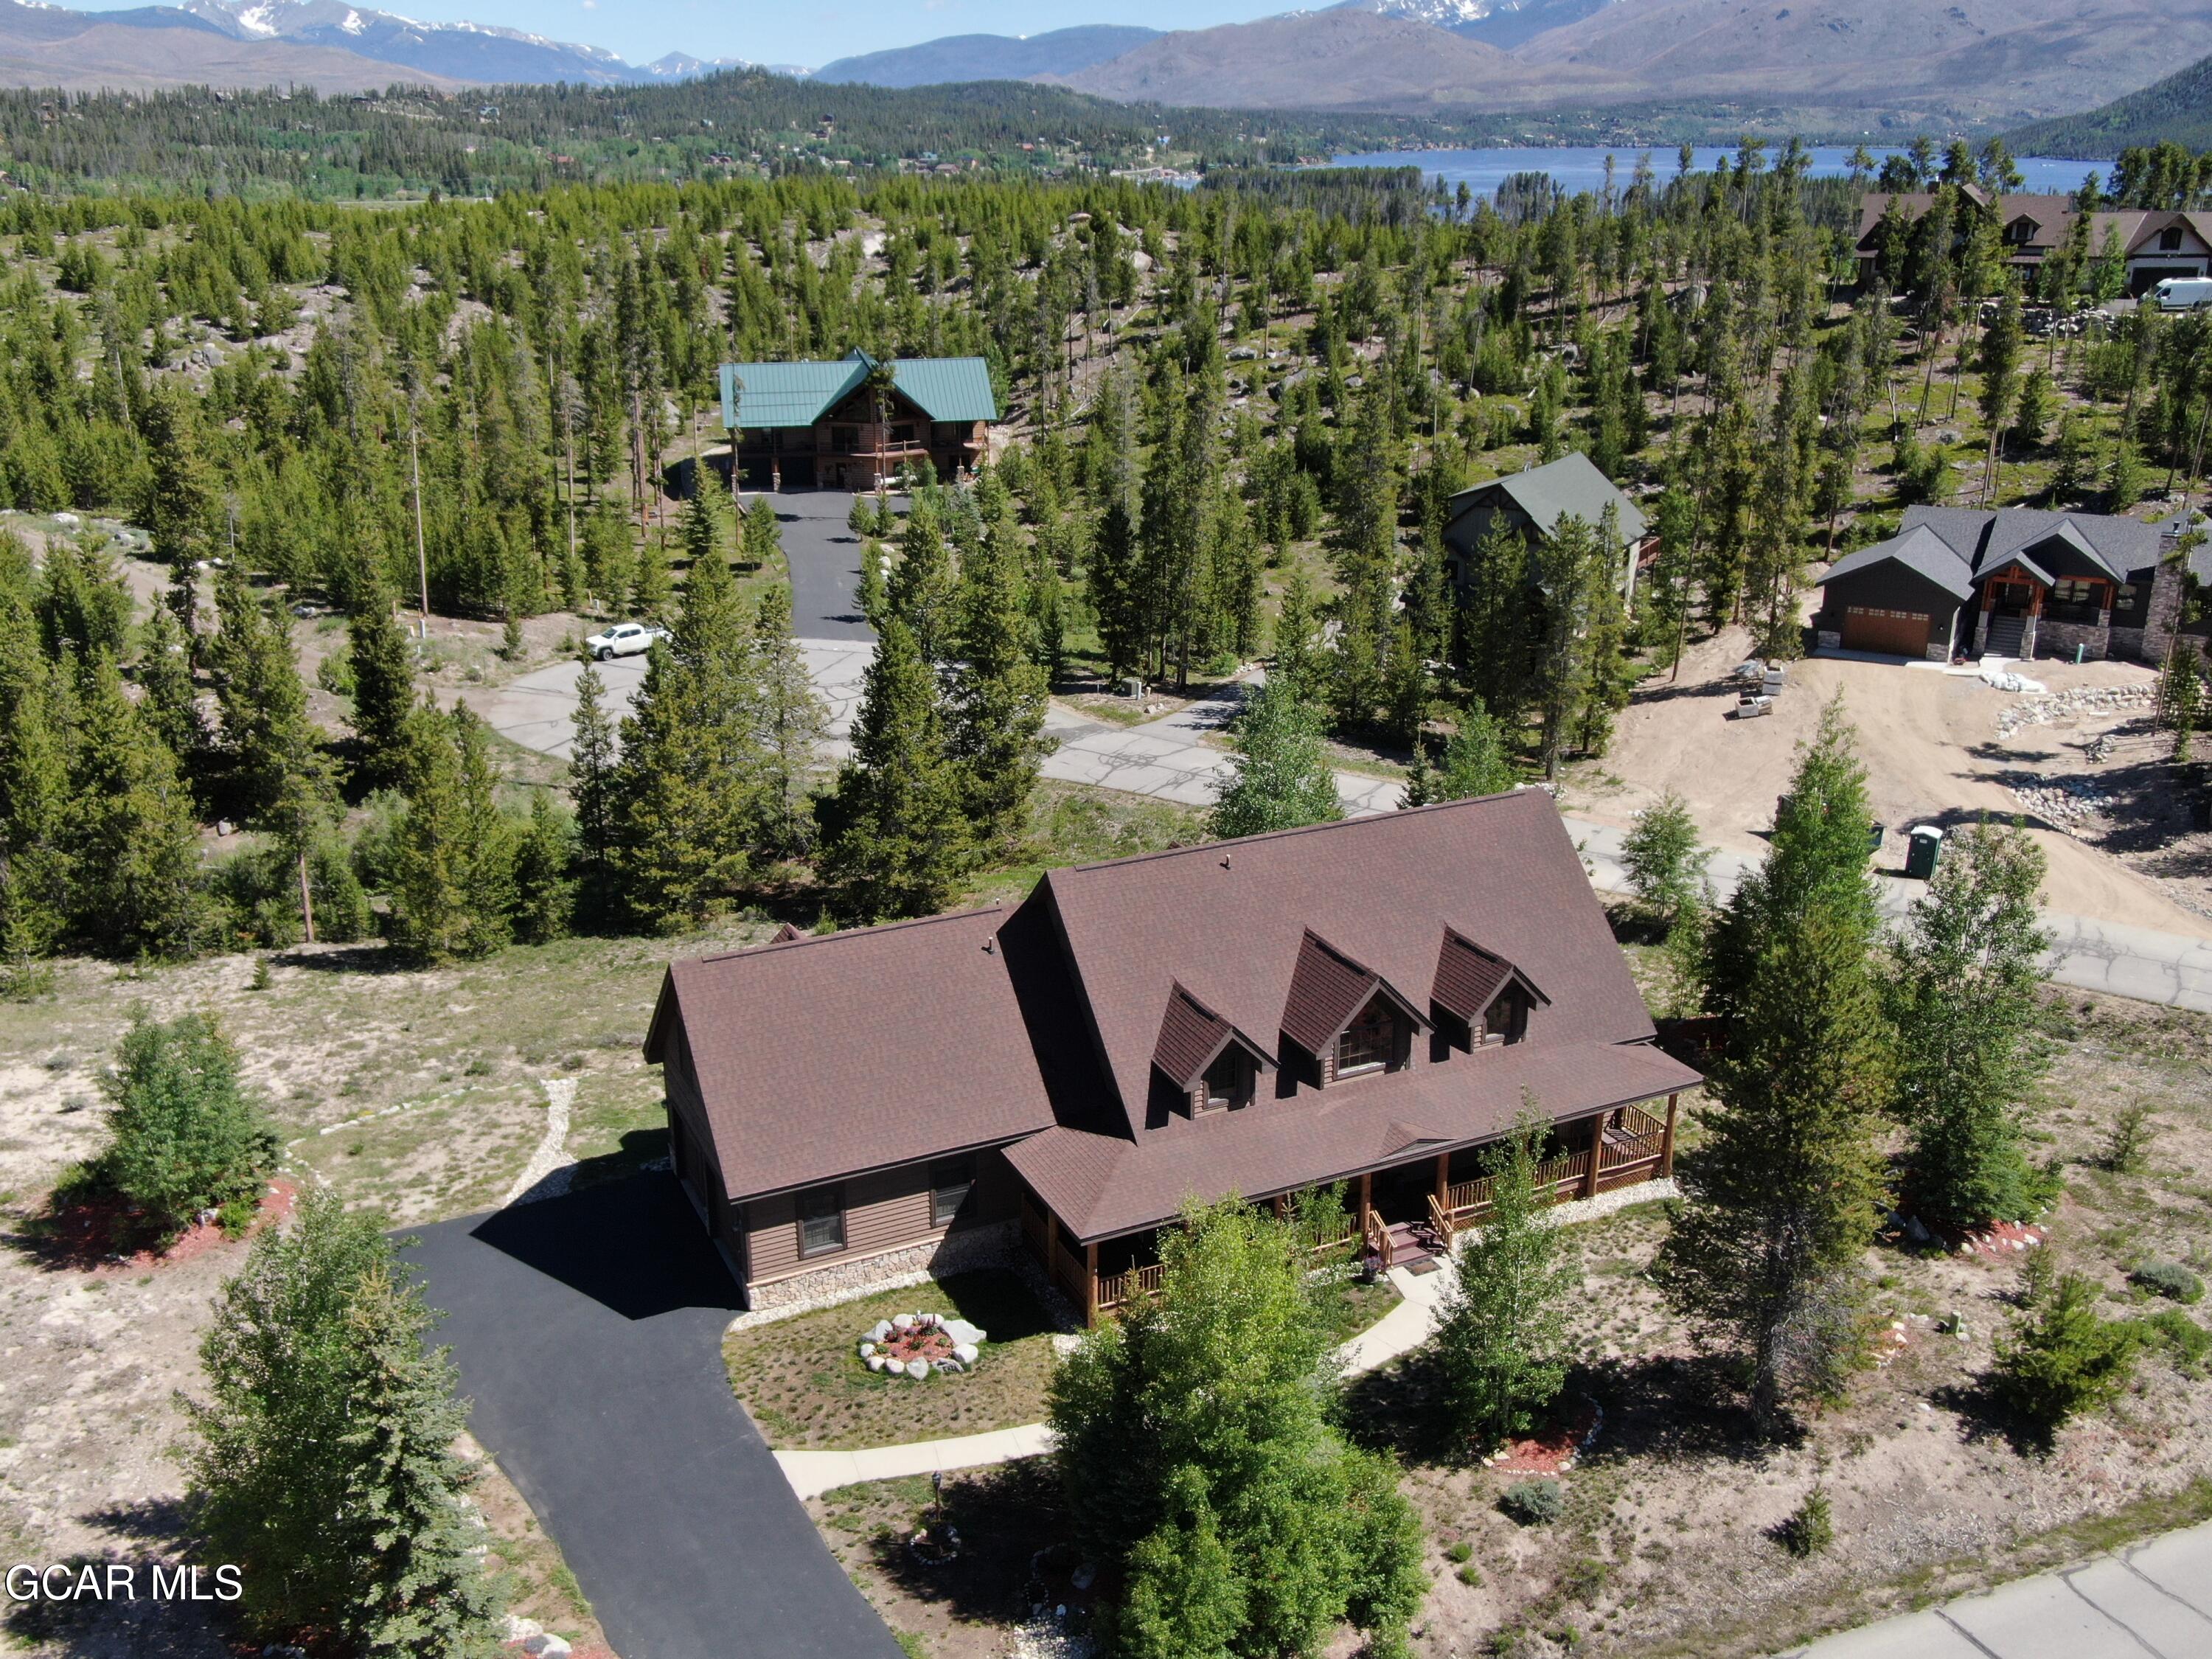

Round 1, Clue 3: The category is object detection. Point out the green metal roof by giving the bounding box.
[718,349,996,431]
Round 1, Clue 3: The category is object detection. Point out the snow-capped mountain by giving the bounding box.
[1335,0,1618,49]
[165,0,655,83]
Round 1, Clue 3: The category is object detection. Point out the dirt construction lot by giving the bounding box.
[1570,627,2212,936]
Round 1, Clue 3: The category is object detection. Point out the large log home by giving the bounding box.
[644,792,1702,1322]
[717,349,996,490]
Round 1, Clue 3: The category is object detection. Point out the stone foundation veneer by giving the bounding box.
[726,1222,1023,1335]
[2037,617,2111,661]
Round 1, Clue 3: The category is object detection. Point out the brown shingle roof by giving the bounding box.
[1279,931,1428,1060]
[1152,982,1274,1092]
[1004,1037,1697,1240]
[644,905,1061,1203]
[1432,928,1548,1026]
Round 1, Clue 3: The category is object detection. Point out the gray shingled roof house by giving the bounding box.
[1812,505,2205,663]
[645,792,1700,1322]
[1441,452,1653,601]
[1855,191,2212,296]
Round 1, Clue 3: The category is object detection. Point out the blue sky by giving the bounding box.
[82,0,1290,71]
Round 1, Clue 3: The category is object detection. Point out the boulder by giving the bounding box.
[934,1357,964,1374]
[953,1343,980,1366]
[858,1341,876,1358]
[905,1359,930,1380]
[524,1638,571,1659]
[892,1313,916,1331]
[943,1319,986,1346]
[869,1320,894,1341]
[866,1354,887,1372]
[1071,1561,1098,1591]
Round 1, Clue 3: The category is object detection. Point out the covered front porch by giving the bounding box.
[1021,1094,1680,1325]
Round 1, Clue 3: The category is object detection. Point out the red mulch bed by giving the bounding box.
[37,1178,297,1273]
[1950,1219,2048,1261]
[1486,1398,1601,1475]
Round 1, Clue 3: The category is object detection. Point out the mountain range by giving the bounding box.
[3,0,2211,135]
[0,0,778,91]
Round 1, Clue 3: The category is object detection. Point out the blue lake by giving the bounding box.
[1326,146,2112,200]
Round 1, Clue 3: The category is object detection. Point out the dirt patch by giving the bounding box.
[26,1177,298,1275]
[1571,625,2212,938]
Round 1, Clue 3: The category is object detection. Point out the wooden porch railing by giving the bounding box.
[1595,1104,1669,1192]
[1094,1261,1167,1313]
[1363,1206,1392,1271]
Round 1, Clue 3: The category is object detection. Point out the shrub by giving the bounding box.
[1457,1562,1485,1587]
[2101,1102,2157,1173]
[1778,1487,1834,1557]
[1992,1270,2139,1439]
[1499,1478,1564,1526]
[2132,1309,2211,1376]
[2129,1260,2204,1305]
[1444,1540,1473,1563]
[90,1011,279,1240]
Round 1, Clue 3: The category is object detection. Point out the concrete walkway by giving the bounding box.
[1778,1518,2212,1658]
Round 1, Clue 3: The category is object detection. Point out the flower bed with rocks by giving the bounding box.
[860,1310,988,1380]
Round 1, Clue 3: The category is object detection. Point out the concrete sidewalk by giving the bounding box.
[1777,1519,2212,1658]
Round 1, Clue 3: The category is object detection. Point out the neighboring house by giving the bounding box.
[1854,189,2212,296]
[1812,505,2209,663]
[1441,452,1653,602]
[645,792,1702,1323]
[717,348,997,490]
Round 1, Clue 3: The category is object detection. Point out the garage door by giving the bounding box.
[1843,605,1930,656]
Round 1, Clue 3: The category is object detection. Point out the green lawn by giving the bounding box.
[723,1270,1064,1450]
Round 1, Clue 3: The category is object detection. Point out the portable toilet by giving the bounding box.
[1906,824,1944,880]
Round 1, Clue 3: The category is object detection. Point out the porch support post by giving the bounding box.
[1660,1093,1679,1177]
[1357,1171,1373,1241]
[1434,1152,1450,1209]
[1583,1112,1604,1198]
[1084,1240,1099,1327]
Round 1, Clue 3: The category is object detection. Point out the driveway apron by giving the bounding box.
[403,1175,902,1659]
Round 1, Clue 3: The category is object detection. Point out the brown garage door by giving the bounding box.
[1843,605,1930,656]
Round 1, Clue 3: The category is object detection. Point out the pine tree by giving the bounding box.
[509,792,577,945]
[1270,568,1322,700]
[607,528,765,929]
[1430,1107,1577,1453]
[1888,819,2052,1228]
[142,389,220,574]
[568,650,619,911]
[91,1010,278,1240]
[1088,494,1147,685]
[390,706,512,964]
[185,1189,506,1655]
[70,653,209,960]
[1654,900,1893,1427]
[137,601,207,779]
[953,495,1050,852]
[1461,519,1531,726]
[1210,675,1343,841]
[751,583,827,857]
[1530,513,1607,779]
[818,616,974,922]
[1049,1199,1426,1659]
[742,493,782,570]
[887,502,956,664]
[1705,696,1881,1023]
[347,575,416,790]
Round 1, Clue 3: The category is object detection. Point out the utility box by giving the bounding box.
[1906,824,1944,880]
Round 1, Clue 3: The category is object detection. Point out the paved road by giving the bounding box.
[1778,1519,2212,1658]
[401,1176,903,1659]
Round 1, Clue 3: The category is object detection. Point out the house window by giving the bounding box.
[797,1183,845,1256]
[1200,1051,1253,1113]
[1337,999,1397,1077]
[2160,227,2185,251]
[831,424,858,453]
[891,422,917,445]
[2051,578,2104,608]
[930,1155,975,1227]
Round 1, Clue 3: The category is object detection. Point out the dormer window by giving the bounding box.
[1337,997,1399,1077]
[2160,226,2184,251]
[1200,1049,1254,1113]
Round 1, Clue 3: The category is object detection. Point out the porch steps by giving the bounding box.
[1385,1221,1443,1276]
[1984,614,2027,658]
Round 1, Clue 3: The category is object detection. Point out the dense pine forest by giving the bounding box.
[0,130,2208,988]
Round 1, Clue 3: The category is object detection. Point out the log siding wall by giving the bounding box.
[741,1146,1018,1287]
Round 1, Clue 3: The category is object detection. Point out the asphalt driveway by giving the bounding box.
[402,1175,904,1659]
[768,488,876,642]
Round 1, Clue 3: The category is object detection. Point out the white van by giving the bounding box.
[2153,276,2212,311]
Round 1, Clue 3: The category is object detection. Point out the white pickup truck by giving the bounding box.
[583,621,670,661]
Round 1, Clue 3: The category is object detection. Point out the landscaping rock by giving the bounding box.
[523,1637,572,1659]
[869,1320,893,1341]
[905,1359,930,1380]
[866,1354,887,1372]
[1071,1561,1098,1590]
[892,1313,916,1331]
[944,1319,986,1345]
[953,1342,980,1366]
[859,1340,876,1358]
[935,1357,964,1374]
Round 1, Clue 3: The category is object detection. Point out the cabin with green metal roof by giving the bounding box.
[717,349,998,490]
